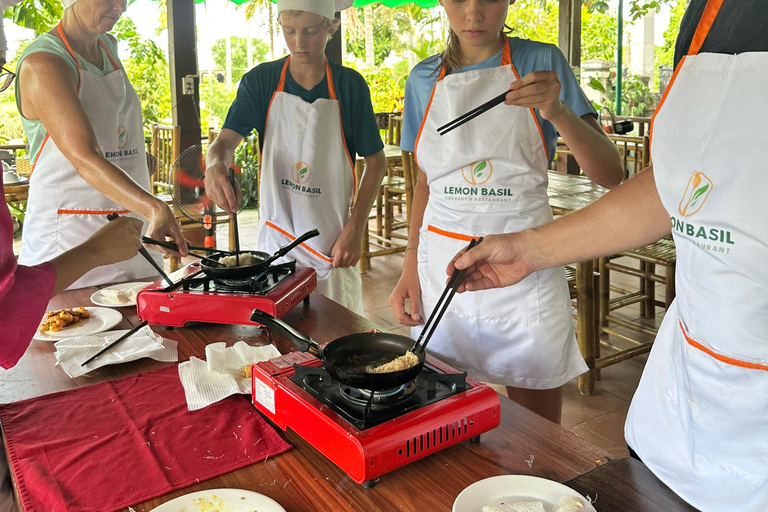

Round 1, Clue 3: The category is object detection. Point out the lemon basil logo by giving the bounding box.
[671,171,734,253]
[282,161,321,195]
[293,162,312,185]
[461,160,493,186]
[678,171,713,218]
[116,126,127,150]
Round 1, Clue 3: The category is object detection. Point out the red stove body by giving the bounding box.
[136,261,317,327]
[250,351,501,486]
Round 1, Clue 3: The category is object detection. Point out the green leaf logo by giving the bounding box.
[299,167,308,180]
[690,183,709,208]
[473,161,487,178]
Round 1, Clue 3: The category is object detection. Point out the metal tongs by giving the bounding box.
[412,237,483,354]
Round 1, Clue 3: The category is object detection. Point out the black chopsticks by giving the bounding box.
[107,213,174,286]
[80,320,149,367]
[412,237,483,354]
[437,89,512,136]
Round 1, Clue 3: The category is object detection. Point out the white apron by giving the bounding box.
[18,24,157,289]
[625,1,768,509]
[412,37,587,388]
[257,57,363,315]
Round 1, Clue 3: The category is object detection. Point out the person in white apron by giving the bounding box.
[15,0,186,290]
[448,0,768,508]
[390,0,622,423]
[205,0,386,316]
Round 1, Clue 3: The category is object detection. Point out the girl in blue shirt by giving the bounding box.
[389,0,623,423]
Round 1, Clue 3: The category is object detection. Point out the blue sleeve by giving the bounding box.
[222,69,264,139]
[549,46,596,119]
[400,59,439,152]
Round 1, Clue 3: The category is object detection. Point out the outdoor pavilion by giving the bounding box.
[165,0,584,150]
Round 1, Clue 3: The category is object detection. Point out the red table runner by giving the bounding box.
[0,365,291,512]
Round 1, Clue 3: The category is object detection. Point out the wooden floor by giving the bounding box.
[13,208,667,460]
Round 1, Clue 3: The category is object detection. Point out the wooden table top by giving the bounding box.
[3,286,612,512]
[565,458,699,512]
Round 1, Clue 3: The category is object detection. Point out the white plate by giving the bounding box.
[151,488,286,512]
[34,307,124,341]
[90,282,152,308]
[453,475,596,512]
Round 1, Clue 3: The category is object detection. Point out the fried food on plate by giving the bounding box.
[41,307,90,332]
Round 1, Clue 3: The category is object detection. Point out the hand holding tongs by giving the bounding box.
[107,213,174,286]
[437,89,513,136]
[412,237,483,354]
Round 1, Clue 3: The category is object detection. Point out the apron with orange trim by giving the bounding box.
[257,57,363,315]
[18,24,156,289]
[625,1,768,508]
[412,36,586,388]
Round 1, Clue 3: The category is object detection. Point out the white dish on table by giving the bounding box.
[33,306,123,341]
[150,488,286,512]
[90,281,152,308]
[453,475,596,512]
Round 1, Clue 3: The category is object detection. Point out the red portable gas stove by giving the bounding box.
[250,350,501,487]
[136,260,317,327]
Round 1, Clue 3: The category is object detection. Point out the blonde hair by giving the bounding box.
[438,25,514,77]
[278,10,341,38]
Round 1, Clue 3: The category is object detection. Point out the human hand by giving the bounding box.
[330,222,362,268]
[504,71,566,121]
[205,162,241,214]
[448,233,536,292]
[83,217,144,266]
[146,153,158,178]
[388,255,423,326]
[144,202,188,256]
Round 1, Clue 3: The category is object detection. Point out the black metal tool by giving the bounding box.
[80,320,149,367]
[437,90,512,136]
[107,213,174,286]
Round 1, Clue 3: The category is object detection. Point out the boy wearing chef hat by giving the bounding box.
[205,0,386,315]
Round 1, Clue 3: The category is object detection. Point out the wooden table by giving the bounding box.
[3,182,29,203]
[565,458,698,512]
[547,171,609,396]
[3,287,615,512]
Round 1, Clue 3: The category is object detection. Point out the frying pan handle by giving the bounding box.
[250,310,320,356]
[275,229,320,258]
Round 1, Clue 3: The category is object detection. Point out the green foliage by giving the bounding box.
[656,0,687,69]
[581,7,617,61]
[199,79,237,133]
[211,36,270,80]
[233,133,259,209]
[112,18,172,131]
[5,0,62,36]
[346,6,394,65]
[506,0,558,46]
[348,63,404,113]
[587,72,654,116]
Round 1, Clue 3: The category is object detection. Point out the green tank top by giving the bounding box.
[14,33,123,163]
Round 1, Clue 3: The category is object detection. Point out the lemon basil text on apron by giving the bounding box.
[18,24,159,290]
[625,1,768,509]
[411,36,587,389]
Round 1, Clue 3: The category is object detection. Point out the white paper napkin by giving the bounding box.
[178,341,281,411]
[54,325,178,378]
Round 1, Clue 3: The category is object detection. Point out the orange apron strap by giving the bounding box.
[97,38,121,71]
[688,0,726,56]
[650,0,725,151]
[277,58,290,92]
[56,23,82,91]
[500,34,511,66]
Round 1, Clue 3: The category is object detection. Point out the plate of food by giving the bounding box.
[151,488,286,512]
[453,475,596,512]
[34,306,123,341]
[90,282,152,307]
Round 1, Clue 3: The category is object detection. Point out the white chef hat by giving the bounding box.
[277,0,354,20]
[62,0,79,8]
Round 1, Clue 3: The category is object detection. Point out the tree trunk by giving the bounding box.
[364,5,374,67]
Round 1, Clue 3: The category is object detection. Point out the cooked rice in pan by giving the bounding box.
[218,253,255,268]
[367,351,419,374]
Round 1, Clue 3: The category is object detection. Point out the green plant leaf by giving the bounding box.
[690,183,709,205]
[473,161,487,178]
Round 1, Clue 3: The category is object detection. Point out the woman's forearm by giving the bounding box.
[403,169,430,269]
[348,151,387,233]
[549,106,624,189]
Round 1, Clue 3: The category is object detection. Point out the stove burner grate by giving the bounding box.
[182,260,297,294]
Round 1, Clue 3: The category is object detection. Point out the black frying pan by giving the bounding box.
[250,310,425,391]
